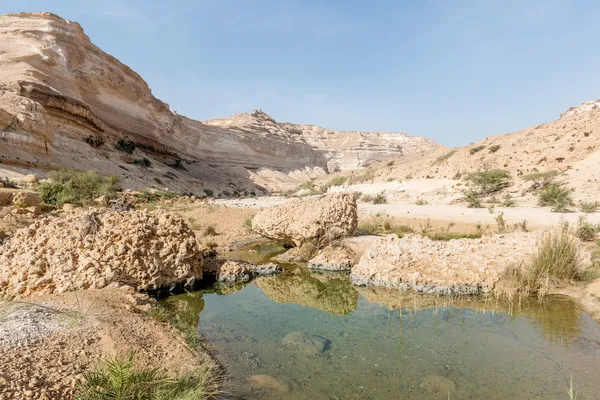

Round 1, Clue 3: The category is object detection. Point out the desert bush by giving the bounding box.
[522,170,559,190]
[415,198,428,206]
[203,225,217,237]
[501,193,516,207]
[538,184,573,212]
[495,212,507,234]
[469,145,486,155]
[205,240,218,249]
[394,225,414,238]
[347,168,375,184]
[432,150,457,165]
[527,229,583,290]
[372,192,387,204]
[327,176,347,187]
[426,232,482,241]
[37,170,121,206]
[137,188,180,202]
[488,144,501,153]
[466,170,511,195]
[461,189,483,208]
[575,216,599,242]
[75,354,217,400]
[386,160,395,167]
[579,201,600,213]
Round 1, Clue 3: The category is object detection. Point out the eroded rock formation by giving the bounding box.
[0,209,202,297]
[251,193,358,247]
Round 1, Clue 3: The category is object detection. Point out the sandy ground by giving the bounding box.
[216,196,600,231]
[0,289,213,399]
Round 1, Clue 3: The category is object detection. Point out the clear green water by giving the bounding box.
[163,270,600,400]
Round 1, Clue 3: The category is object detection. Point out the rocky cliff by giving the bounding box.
[0,12,328,195]
[560,100,600,119]
[205,110,441,171]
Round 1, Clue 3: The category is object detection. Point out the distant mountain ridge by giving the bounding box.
[204,110,442,171]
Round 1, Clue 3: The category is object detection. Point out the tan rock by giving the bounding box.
[204,259,281,283]
[350,232,582,294]
[309,245,357,271]
[10,191,41,207]
[252,193,358,247]
[0,209,203,297]
[248,375,292,393]
[21,174,39,184]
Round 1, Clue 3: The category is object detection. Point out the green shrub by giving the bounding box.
[575,216,598,242]
[244,217,253,230]
[466,170,511,195]
[425,232,482,241]
[488,144,501,153]
[432,150,457,166]
[522,170,559,182]
[579,201,599,213]
[501,193,516,207]
[325,176,347,188]
[394,225,414,237]
[137,188,179,202]
[75,354,217,400]
[37,170,121,206]
[461,189,483,208]
[527,229,583,287]
[469,145,486,155]
[372,192,387,204]
[347,168,375,184]
[203,225,217,237]
[538,184,573,212]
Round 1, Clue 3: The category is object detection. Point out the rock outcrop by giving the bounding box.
[0,12,327,195]
[251,193,358,247]
[0,209,202,297]
[560,100,600,118]
[350,233,549,294]
[308,245,357,271]
[203,259,281,283]
[205,109,441,171]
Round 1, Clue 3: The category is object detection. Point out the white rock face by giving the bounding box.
[204,110,441,171]
[560,100,600,118]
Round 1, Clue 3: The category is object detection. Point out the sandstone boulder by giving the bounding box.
[350,233,550,294]
[0,209,202,297]
[251,193,358,247]
[308,245,356,271]
[204,259,281,283]
[282,331,331,354]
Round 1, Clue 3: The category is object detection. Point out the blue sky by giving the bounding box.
[5,0,600,146]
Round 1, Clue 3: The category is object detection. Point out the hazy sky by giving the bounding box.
[5,0,600,146]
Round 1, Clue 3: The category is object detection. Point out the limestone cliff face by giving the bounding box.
[0,12,326,194]
[204,110,441,171]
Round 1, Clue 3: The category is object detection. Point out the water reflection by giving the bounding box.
[161,270,600,399]
[254,270,358,316]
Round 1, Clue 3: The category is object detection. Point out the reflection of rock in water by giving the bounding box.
[255,270,358,316]
[162,291,205,328]
[357,286,583,344]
